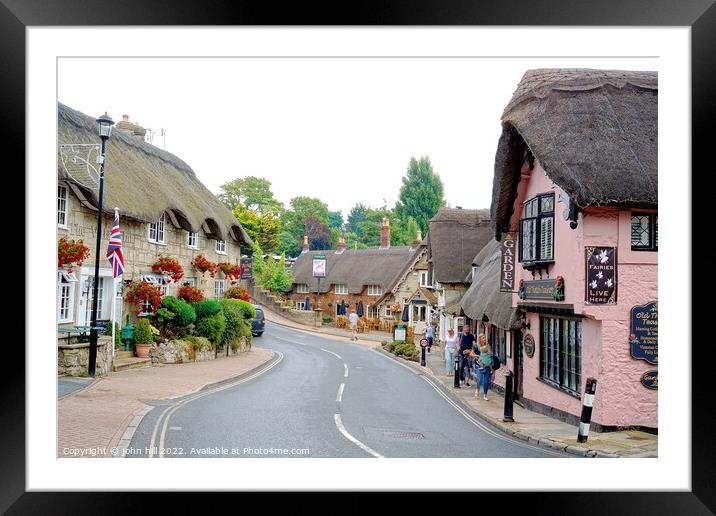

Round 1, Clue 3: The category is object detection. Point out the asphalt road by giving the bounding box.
[127,322,567,458]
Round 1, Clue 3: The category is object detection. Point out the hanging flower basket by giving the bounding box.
[58,237,90,273]
[151,255,184,282]
[224,286,251,301]
[178,283,205,303]
[191,254,218,277]
[217,262,241,280]
[124,280,163,315]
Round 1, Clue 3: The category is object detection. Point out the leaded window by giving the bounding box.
[519,193,554,263]
[631,212,658,251]
[540,316,582,395]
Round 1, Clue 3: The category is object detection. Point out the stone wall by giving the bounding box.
[252,286,322,327]
[149,337,251,364]
[58,335,114,377]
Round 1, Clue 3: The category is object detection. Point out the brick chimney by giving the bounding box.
[411,228,423,249]
[115,114,147,140]
[380,218,391,249]
[335,234,346,254]
[301,235,310,253]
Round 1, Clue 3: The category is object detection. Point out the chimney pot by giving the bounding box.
[380,218,391,249]
[122,114,129,122]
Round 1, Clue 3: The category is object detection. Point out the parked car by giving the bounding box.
[251,305,265,336]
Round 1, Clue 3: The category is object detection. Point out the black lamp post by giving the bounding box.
[87,112,114,377]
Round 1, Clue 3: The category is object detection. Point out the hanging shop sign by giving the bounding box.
[312,253,326,278]
[500,232,518,292]
[518,277,565,301]
[240,257,253,280]
[640,370,658,390]
[585,247,617,304]
[630,301,658,364]
[523,333,535,358]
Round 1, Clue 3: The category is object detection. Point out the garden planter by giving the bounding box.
[134,343,152,358]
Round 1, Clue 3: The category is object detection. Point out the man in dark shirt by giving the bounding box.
[458,325,476,386]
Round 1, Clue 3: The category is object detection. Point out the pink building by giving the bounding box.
[478,69,658,432]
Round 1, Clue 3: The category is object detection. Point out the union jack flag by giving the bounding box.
[106,208,125,278]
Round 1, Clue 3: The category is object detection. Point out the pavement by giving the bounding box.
[262,306,658,458]
[58,347,274,458]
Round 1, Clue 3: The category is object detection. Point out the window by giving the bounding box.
[83,276,106,322]
[215,239,226,254]
[540,316,582,395]
[296,301,306,310]
[412,305,427,322]
[487,325,507,365]
[367,285,383,296]
[148,213,166,244]
[187,231,198,249]
[296,283,309,294]
[57,271,76,322]
[519,193,554,263]
[419,271,429,287]
[215,279,225,299]
[631,212,658,251]
[57,185,68,228]
[335,284,348,295]
[183,278,196,288]
[471,266,477,281]
[384,305,392,317]
[141,273,169,296]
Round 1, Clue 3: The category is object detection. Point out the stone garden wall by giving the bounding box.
[252,286,322,327]
[149,336,251,364]
[58,335,114,377]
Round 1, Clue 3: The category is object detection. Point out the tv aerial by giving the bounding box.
[59,143,101,189]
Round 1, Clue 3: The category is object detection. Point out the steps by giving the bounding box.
[112,350,152,372]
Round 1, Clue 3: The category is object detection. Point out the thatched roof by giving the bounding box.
[57,103,252,246]
[460,239,521,330]
[491,68,657,238]
[289,246,423,294]
[427,208,492,284]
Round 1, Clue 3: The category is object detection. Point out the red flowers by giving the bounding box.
[178,284,205,303]
[58,237,90,273]
[224,286,251,301]
[152,255,184,282]
[217,262,241,280]
[191,254,218,277]
[125,280,163,315]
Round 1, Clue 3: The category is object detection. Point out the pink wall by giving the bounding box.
[503,161,657,429]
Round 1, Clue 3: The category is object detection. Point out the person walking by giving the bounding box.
[348,309,359,341]
[425,323,435,353]
[475,334,493,400]
[458,326,476,387]
[444,328,458,377]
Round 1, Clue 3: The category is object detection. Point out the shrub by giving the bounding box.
[193,299,222,320]
[384,342,396,353]
[160,296,196,327]
[220,299,254,350]
[195,312,226,344]
[133,317,154,345]
[125,280,163,315]
[233,299,256,319]
[103,321,121,348]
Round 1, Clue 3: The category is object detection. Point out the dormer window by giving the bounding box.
[367,285,383,296]
[296,283,309,294]
[148,213,166,244]
[519,193,554,266]
[335,284,348,295]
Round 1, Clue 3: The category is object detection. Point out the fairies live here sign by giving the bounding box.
[585,247,617,304]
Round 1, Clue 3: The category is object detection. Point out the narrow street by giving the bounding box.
[127,323,567,458]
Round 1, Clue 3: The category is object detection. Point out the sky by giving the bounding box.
[58,57,655,218]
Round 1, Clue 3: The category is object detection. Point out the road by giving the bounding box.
[127,322,567,458]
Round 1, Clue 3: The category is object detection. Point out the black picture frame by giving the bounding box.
[4,0,712,513]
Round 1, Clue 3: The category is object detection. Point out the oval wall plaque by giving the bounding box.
[524,333,535,358]
[641,370,658,390]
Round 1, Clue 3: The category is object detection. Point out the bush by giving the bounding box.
[234,299,256,319]
[193,299,222,320]
[103,321,121,348]
[220,299,254,351]
[195,311,226,344]
[133,317,154,345]
[384,342,396,353]
[160,296,196,327]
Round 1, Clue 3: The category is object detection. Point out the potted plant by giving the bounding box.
[191,254,218,278]
[58,237,90,274]
[133,317,154,358]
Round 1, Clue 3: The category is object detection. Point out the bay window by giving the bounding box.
[540,315,582,395]
[519,193,554,264]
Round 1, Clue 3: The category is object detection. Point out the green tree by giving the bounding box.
[218,176,284,214]
[232,205,281,253]
[328,210,344,229]
[394,156,446,235]
[346,203,368,236]
[277,196,330,257]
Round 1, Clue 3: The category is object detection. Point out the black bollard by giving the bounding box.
[454,353,460,388]
[503,370,514,422]
[577,378,597,443]
[421,346,426,367]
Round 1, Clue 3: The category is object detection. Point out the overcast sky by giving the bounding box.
[58,57,655,218]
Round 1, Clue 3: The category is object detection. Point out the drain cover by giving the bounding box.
[383,430,425,440]
[364,427,427,440]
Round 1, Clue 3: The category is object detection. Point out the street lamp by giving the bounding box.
[87,112,114,377]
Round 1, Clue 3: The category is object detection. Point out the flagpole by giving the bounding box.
[111,277,117,357]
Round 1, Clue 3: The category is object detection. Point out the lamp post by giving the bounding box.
[87,112,114,377]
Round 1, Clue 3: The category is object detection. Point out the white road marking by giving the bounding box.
[336,383,345,402]
[344,364,349,378]
[334,413,383,458]
[320,348,342,360]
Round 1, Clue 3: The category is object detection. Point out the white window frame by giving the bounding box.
[57,271,76,323]
[148,213,166,244]
[215,239,227,255]
[296,283,309,294]
[419,271,429,287]
[367,285,383,296]
[57,184,69,229]
[215,279,226,299]
[183,278,196,288]
[335,284,348,295]
[141,273,169,297]
[187,231,199,249]
[296,301,306,311]
[384,305,392,317]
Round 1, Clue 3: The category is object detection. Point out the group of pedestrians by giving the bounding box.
[442,326,495,400]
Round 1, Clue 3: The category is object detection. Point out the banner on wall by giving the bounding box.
[585,246,617,304]
[500,232,518,292]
